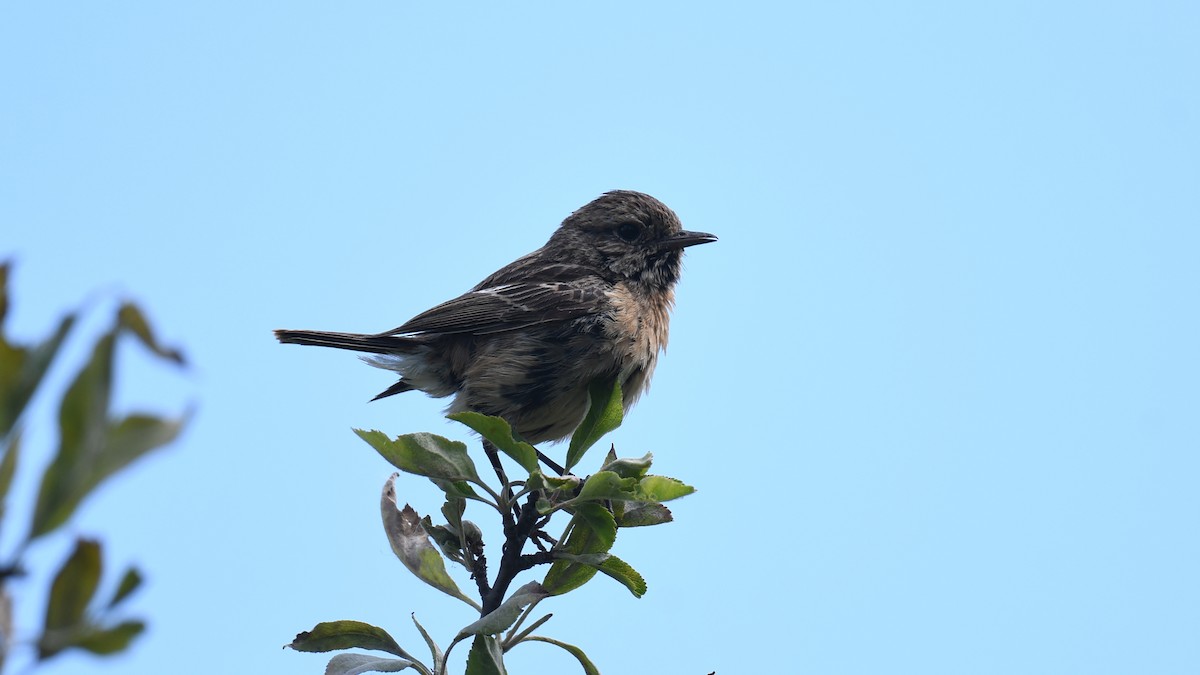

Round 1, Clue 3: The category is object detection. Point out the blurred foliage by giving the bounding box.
[287,377,694,675]
[0,262,188,670]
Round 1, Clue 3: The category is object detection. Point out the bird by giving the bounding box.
[275,190,715,445]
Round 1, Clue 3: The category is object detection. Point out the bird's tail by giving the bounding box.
[274,329,414,355]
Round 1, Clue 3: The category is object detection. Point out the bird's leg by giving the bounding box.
[482,438,507,486]
[482,439,522,523]
[535,449,566,477]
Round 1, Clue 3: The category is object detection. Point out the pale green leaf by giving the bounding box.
[575,471,638,502]
[457,582,548,637]
[448,412,539,473]
[599,452,653,479]
[325,653,418,675]
[636,475,695,502]
[565,378,623,471]
[356,430,481,484]
[411,614,443,669]
[381,475,480,611]
[521,636,600,675]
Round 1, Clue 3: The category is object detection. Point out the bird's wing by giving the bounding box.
[382,281,605,336]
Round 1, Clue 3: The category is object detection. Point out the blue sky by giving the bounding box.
[2,2,1198,673]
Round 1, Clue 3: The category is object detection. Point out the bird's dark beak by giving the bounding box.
[661,230,718,251]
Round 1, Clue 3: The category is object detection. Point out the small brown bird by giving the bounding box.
[275,190,715,444]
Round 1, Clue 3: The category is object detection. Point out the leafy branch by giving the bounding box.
[0,261,188,670]
[287,378,695,674]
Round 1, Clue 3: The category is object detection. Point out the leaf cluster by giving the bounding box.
[0,262,188,669]
[288,378,695,674]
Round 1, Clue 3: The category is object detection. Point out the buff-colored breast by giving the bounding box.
[605,283,674,410]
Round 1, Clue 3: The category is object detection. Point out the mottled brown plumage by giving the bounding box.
[275,190,715,444]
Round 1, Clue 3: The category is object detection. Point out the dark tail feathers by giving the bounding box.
[274,329,414,355]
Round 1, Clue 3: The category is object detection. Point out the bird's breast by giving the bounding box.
[604,282,674,406]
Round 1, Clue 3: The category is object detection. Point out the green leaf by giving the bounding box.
[448,412,539,474]
[411,614,443,669]
[575,471,638,502]
[460,520,484,557]
[542,504,616,596]
[117,302,186,365]
[74,620,145,655]
[18,299,186,541]
[521,636,600,675]
[614,501,674,527]
[0,430,20,524]
[287,620,407,656]
[356,430,482,485]
[31,408,188,539]
[457,582,548,637]
[571,502,617,549]
[560,471,693,510]
[433,498,477,561]
[595,554,646,597]
[441,498,466,532]
[43,325,114,478]
[636,475,695,502]
[599,452,653,479]
[429,478,480,501]
[325,653,417,674]
[540,473,580,492]
[107,566,143,609]
[39,538,103,660]
[464,635,506,675]
[421,518,464,563]
[551,553,647,597]
[381,475,480,611]
[0,302,75,440]
[534,471,579,514]
[565,378,623,472]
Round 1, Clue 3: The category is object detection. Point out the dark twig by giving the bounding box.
[483,493,543,615]
[471,550,491,601]
[531,529,556,552]
[515,551,555,572]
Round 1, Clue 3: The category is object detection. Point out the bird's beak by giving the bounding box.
[661,230,718,250]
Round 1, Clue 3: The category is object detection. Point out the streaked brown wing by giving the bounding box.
[382,282,605,336]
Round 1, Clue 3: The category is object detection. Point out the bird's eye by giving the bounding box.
[616,221,642,242]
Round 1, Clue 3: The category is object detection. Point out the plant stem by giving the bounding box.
[471,548,491,601]
[482,494,541,614]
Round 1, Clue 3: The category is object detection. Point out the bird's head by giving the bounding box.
[552,190,716,292]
